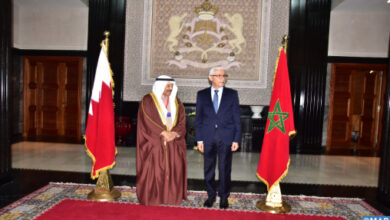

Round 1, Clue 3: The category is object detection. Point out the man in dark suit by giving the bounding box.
[195,67,241,209]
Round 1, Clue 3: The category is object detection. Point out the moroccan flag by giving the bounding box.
[84,41,116,180]
[256,48,296,191]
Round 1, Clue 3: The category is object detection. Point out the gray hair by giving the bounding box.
[208,66,224,75]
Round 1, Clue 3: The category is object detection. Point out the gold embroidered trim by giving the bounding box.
[84,135,118,180]
[171,99,179,130]
[141,97,164,130]
[149,93,179,132]
[150,93,167,126]
[257,158,290,192]
[289,130,297,137]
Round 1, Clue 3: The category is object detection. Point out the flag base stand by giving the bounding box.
[256,199,291,214]
[256,184,291,213]
[88,170,121,201]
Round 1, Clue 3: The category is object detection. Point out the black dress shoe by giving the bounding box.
[203,196,216,207]
[219,198,229,209]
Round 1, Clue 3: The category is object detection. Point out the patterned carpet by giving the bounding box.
[0,183,382,220]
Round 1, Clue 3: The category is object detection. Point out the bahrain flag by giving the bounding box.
[84,41,116,180]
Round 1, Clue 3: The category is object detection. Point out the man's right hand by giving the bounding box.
[161,131,176,142]
[197,142,204,153]
[161,131,168,140]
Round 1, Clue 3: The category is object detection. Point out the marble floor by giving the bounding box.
[12,141,380,187]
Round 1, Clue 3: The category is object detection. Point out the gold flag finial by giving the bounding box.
[282,35,288,53]
[103,31,110,57]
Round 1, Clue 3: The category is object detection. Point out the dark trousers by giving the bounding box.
[204,130,233,200]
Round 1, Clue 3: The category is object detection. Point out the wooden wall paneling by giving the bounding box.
[359,70,381,153]
[326,64,352,152]
[63,58,83,138]
[0,0,12,184]
[23,57,36,136]
[375,67,387,156]
[23,56,83,141]
[58,62,67,135]
[327,63,387,155]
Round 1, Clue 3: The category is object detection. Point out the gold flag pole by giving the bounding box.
[103,31,110,57]
[282,34,288,53]
[88,31,121,201]
[256,35,291,214]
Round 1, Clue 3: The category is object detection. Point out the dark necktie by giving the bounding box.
[213,90,219,113]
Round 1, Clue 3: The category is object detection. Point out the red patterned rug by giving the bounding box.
[35,199,345,220]
[0,183,382,220]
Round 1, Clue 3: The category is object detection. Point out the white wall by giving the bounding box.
[13,2,20,47]
[13,1,88,50]
[328,1,390,58]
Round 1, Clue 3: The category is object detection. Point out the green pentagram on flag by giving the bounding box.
[267,99,289,134]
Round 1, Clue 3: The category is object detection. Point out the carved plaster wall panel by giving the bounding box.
[124,0,289,105]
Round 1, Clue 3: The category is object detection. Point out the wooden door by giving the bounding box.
[23,56,83,142]
[327,63,387,155]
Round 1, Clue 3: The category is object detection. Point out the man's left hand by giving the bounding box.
[165,131,178,142]
[231,142,239,151]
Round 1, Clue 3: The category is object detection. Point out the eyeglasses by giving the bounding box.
[211,74,229,78]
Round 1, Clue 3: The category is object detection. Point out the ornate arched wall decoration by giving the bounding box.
[124,0,289,105]
[165,1,246,70]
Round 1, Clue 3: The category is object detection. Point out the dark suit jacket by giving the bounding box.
[195,87,241,146]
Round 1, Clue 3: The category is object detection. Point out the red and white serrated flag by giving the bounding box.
[84,41,117,180]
